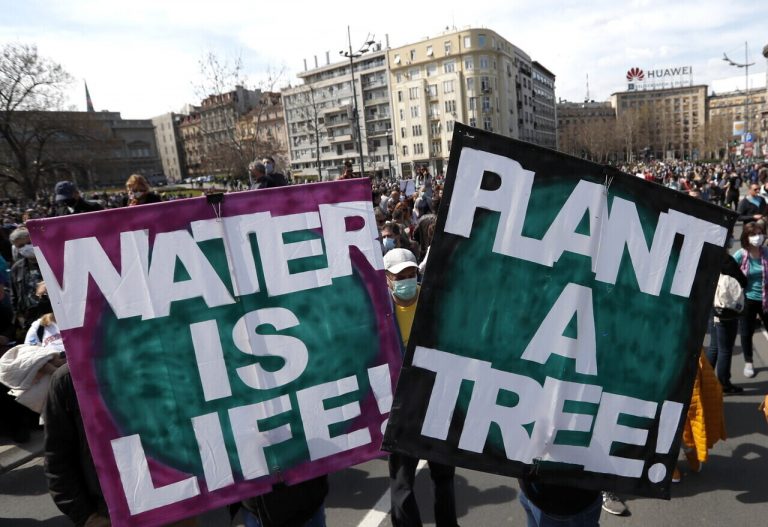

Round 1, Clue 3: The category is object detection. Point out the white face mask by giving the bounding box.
[749,234,765,247]
[18,244,36,259]
[128,190,145,200]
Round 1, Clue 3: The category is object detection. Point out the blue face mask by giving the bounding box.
[382,237,396,252]
[265,162,275,174]
[392,277,418,301]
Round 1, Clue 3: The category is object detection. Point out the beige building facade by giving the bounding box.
[387,27,556,177]
[151,112,186,183]
[611,85,707,160]
[708,87,767,157]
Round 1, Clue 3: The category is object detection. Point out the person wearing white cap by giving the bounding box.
[384,248,459,527]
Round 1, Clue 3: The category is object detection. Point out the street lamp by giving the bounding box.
[723,43,755,155]
[340,27,375,178]
[386,128,393,183]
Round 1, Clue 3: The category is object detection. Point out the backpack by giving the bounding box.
[713,274,745,320]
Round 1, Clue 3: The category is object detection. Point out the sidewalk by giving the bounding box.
[0,429,44,475]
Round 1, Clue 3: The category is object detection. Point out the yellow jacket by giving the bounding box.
[682,352,726,462]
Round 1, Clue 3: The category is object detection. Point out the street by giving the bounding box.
[1,326,766,526]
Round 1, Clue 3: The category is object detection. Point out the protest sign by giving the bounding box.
[383,123,736,498]
[399,179,416,197]
[27,179,402,527]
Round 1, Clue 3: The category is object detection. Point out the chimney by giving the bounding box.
[303,58,307,71]
[326,51,330,65]
[385,34,390,49]
[314,55,318,68]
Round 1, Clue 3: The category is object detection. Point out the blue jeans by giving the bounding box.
[706,317,739,385]
[242,506,326,527]
[519,492,601,527]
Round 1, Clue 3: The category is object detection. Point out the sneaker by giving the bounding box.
[672,467,682,483]
[601,492,628,516]
[722,384,744,394]
[744,362,755,378]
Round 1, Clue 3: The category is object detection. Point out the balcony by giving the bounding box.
[329,134,353,144]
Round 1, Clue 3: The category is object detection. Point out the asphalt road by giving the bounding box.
[1,329,766,527]
[2,205,766,526]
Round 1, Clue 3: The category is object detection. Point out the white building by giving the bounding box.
[282,47,394,182]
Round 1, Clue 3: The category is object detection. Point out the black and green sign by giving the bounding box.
[383,123,735,498]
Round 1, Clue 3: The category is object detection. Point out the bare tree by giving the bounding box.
[283,85,328,180]
[705,114,732,160]
[0,43,74,197]
[193,51,287,183]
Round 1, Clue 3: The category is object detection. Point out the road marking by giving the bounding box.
[357,459,427,527]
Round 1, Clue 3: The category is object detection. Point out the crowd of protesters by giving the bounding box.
[0,155,767,526]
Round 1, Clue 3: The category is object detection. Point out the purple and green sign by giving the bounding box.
[383,123,736,499]
[28,179,402,527]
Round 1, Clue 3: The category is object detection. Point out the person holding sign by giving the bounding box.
[384,248,459,527]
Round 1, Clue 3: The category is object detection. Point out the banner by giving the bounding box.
[28,180,402,527]
[382,123,736,499]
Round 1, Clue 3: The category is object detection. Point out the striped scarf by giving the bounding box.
[740,247,768,313]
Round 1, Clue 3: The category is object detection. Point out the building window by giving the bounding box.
[430,121,441,135]
[479,55,489,69]
[426,45,433,57]
[431,140,442,155]
[483,116,492,131]
[464,57,474,70]
[443,60,455,73]
[403,145,409,156]
[429,102,440,118]
[410,106,420,118]
[464,36,471,48]
[445,100,456,113]
[426,63,437,77]
[409,87,420,100]
[401,127,406,138]
[410,49,416,61]
[466,77,474,91]
[414,143,424,154]
[427,84,438,97]
[412,124,422,136]
[399,109,405,120]
[444,41,452,55]
[443,80,454,94]
[469,97,477,111]
[394,54,401,64]
[482,96,491,111]
[409,67,420,79]
[478,34,486,47]
[397,90,403,102]
[446,120,454,132]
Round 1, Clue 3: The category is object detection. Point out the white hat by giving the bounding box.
[383,248,418,274]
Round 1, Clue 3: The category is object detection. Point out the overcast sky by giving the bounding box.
[2,0,767,119]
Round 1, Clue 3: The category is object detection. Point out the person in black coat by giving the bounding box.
[736,183,767,225]
[43,364,109,527]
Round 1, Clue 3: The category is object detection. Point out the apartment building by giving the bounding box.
[387,27,556,177]
[179,110,203,179]
[151,112,186,182]
[282,48,393,182]
[611,85,708,160]
[708,87,767,156]
[199,85,262,177]
[237,91,290,170]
